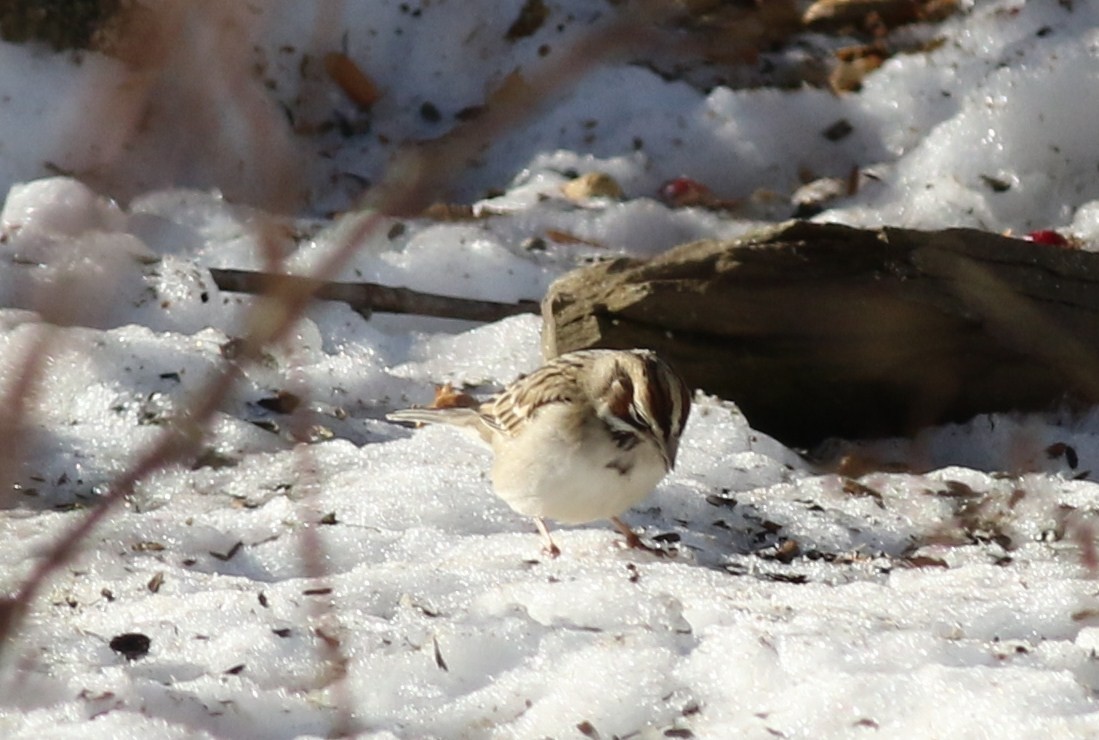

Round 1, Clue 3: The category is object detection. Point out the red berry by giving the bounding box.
[659,176,712,207]
[1025,229,1069,246]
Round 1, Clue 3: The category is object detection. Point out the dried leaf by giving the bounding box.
[146,571,165,593]
[109,632,151,661]
[773,539,800,563]
[544,229,605,248]
[841,479,885,508]
[432,636,449,671]
[430,382,479,410]
[506,0,549,41]
[705,493,737,508]
[190,448,239,470]
[486,69,532,111]
[980,174,1012,193]
[939,481,979,498]
[904,555,949,568]
[421,203,479,221]
[209,541,244,562]
[1047,442,1079,469]
[829,46,886,92]
[131,541,165,552]
[324,52,381,109]
[256,390,302,415]
[562,172,622,201]
[1072,519,1099,575]
[805,0,957,30]
[577,720,601,739]
[821,118,854,141]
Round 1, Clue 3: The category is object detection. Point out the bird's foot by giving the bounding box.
[611,517,673,557]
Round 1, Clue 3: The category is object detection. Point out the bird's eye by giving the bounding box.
[627,403,651,431]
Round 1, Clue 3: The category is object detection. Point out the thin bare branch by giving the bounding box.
[209,267,539,322]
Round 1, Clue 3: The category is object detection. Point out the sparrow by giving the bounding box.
[387,348,692,556]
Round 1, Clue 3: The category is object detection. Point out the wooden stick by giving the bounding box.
[209,267,539,322]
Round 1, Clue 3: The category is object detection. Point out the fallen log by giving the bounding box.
[541,220,1099,447]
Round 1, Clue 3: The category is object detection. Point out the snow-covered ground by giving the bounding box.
[3,1,1099,737]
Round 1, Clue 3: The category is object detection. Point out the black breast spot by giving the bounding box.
[606,458,632,476]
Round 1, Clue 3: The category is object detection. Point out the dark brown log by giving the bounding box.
[209,268,539,323]
[542,221,1099,447]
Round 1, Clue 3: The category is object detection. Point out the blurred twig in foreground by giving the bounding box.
[0,0,679,706]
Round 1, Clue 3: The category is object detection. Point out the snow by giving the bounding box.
[2,0,1099,737]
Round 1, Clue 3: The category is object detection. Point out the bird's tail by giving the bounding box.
[386,407,482,427]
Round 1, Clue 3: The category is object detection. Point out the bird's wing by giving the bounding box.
[482,359,584,437]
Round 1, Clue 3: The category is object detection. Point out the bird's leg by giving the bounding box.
[611,516,644,549]
[611,516,667,556]
[534,518,561,558]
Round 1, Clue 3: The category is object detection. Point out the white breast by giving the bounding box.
[487,402,668,524]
